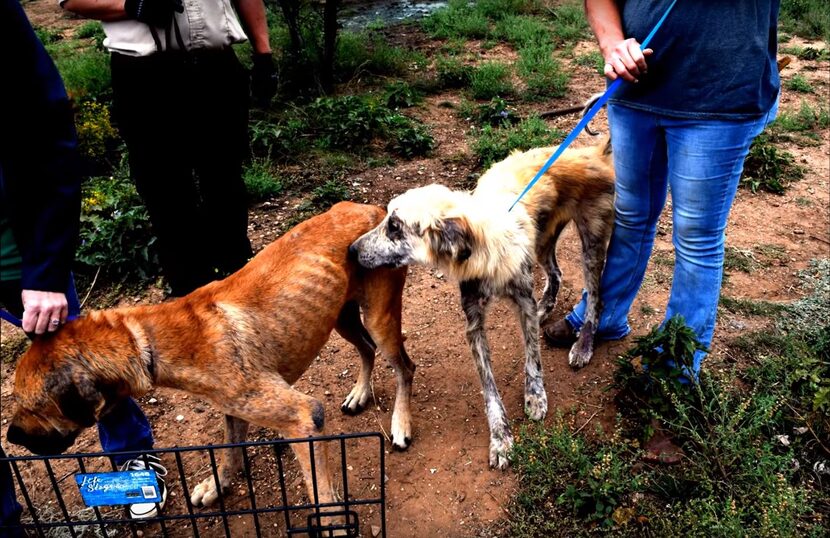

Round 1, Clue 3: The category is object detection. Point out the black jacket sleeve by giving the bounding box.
[0,0,82,292]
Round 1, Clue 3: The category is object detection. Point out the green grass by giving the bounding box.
[470,62,514,99]
[472,116,564,166]
[786,74,814,93]
[574,50,604,74]
[422,0,490,39]
[719,295,786,317]
[780,45,830,61]
[494,14,552,49]
[335,31,425,78]
[435,56,474,89]
[47,41,111,101]
[774,101,830,132]
[517,46,569,100]
[547,0,590,45]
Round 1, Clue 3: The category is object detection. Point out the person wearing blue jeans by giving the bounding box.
[544,1,781,459]
[0,0,165,533]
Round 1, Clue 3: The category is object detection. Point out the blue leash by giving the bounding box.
[0,309,22,328]
[508,0,678,212]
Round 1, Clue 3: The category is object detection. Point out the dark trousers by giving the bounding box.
[0,277,154,533]
[111,49,253,296]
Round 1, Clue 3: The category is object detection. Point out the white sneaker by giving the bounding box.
[120,455,168,519]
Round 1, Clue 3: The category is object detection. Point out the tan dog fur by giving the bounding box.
[7,202,414,518]
[351,139,614,467]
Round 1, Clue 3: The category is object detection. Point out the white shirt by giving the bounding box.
[60,0,248,57]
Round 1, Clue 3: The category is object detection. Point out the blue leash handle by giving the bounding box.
[508,0,677,212]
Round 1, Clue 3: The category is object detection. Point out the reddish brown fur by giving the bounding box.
[9,202,412,519]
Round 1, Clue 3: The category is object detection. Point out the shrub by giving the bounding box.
[473,116,563,166]
[310,179,350,207]
[780,0,830,42]
[741,133,802,194]
[249,118,308,160]
[243,158,284,201]
[786,74,814,93]
[471,97,521,127]
[384,115,434,158]
[75,21,106,49]
[54,46,111,101]
[517,45,569,99]
[384,81,422,109]
[74,100,120,173]
[470,62,513,100]
[77,170,159,279]
[306,95,386,149]
[774,100,830,132]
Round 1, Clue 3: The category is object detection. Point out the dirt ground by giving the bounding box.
[2,4,829,537]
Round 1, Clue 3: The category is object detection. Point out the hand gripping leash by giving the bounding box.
[508,0,678,212]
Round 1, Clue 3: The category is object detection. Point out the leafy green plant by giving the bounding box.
[34,25,62,44]
[517,45,569,99]
[249,118,308,160]
[53,46,111,101]
[471,97,520,127]
[741,133,802,193]
[384,115,434,158]
[310,179,350,208]
[786,74,814,93]
[472,117,563,166]
[384,82,422,109]
[77,170,159,279]
[470,62,513,99]
[243,158,284,201]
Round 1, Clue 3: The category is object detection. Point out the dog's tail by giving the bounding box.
[581,92,605,136]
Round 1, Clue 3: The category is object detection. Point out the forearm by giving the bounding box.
[234,0,271,54]
[62,0,128,22]
[584,0,625,57]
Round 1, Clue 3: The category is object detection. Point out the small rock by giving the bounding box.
[372,525,381,537]
[176,415,185,422]
[794,426,809,435]
[148,398,158,404]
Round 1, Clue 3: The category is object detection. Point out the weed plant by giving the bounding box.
[473,117,564,166]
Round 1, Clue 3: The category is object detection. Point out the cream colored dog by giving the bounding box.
[350,139,615,467]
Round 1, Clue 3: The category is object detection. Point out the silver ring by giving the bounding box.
[50,319,60,326]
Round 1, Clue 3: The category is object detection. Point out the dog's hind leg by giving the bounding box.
[337,300,378,416]
[569,213,612,368]
[191,415,250,507]
[460,280,513,470]
[537,221,568,327]
[362,267,416,451]
[506,270,547,421]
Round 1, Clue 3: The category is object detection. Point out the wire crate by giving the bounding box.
[0,432,386,537]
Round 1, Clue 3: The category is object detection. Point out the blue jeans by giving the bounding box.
[1,275,154,534]
[566,102,777,374]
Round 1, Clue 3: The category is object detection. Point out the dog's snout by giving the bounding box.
[348,241,360,260]
[7,422,78,456]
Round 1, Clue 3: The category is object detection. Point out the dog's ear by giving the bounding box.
[48,367,121,428]
[430,217,473,263]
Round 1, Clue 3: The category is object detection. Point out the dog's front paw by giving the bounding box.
[340,384,371,416]
[568,339,594,369]
[190,476,228,507]
[390,409,412,451]
[524,382,548,421]
[489,432,514,470]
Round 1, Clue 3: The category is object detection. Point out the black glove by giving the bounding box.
[124,0,184,28]
[250,53,278,107]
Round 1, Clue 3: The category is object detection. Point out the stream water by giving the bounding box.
[339,0,448,30]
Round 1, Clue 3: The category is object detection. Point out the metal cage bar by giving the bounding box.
[0,432,385,537]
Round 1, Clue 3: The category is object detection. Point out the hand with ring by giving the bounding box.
[21,290,69,334]
[602,37,652,83]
